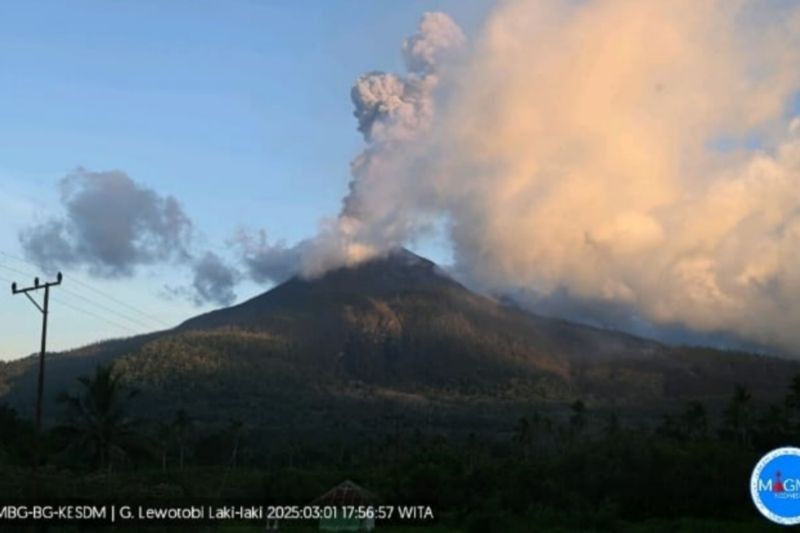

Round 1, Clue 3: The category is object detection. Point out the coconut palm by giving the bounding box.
[56,365,145,472]
[570,400,587,435]
[228,418,244,468]
[722,385,753,446]
[155,420,174,472]
[512,417,533,461]
[786,374,800,410]
[173,409,193,470]
[785,375,800,436]
[680,401,708,440]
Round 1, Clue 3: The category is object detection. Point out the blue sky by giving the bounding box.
[0,0,491,359]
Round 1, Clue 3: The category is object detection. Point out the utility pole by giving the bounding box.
[11,272,62,480]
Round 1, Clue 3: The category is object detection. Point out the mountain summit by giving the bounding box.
[179,247,466,331]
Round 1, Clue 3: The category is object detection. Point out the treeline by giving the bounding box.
[1,366,799,530]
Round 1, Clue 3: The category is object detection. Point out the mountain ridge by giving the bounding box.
[0,248,798,427]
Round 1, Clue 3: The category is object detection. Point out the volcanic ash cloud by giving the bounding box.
[263,2,800,354]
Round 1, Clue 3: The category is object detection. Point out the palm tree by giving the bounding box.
[680,401,708,440]
[466,431,479,473]
[173,409,193,470]
[604,412,621,438]
[723,385,754,446]
[785,375,800,436]
[56,365,144,473]
[227,418,245,468]
[786,374,800,410]
[0,403,33,466]
[757,403,787,446]
[513,417,533,461]
[570,400,587,435]
[155,421,174,472]
[216,418,247,499]
[657,414,679,439]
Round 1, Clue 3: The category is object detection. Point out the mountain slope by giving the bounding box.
[1,248,798,427]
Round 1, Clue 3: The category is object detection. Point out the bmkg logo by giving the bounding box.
[751,447,800,525]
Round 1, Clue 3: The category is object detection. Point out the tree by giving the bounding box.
[722,385,753,446]
[786,374,800,411]
[785,375,800,436]
[756,403,787,448]
[570,400,587,435]
[512,417,533,461]
[604,412,621,438]
[0,403,33,466]
[680,401,708,440]
[56,365,145,472]
[173,409,193,470]
[657,414,679,439]
[227,418,245,468]
[155,421,174,472]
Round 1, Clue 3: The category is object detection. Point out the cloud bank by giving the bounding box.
[20,168,238,307]
[20,168,193,277]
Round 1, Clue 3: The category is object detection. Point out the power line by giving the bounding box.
[0,250,171,329]
[0,261,149,332]
[1,250,171,328]
[0,265,139,335]
[50,297,139,336]
[1,263,141,334]
[0,262,147,333]
[0,261,32,279]
[2,271,139,336]
[58,285,161,332]
[65,275,170,329]
[0,258,169,332]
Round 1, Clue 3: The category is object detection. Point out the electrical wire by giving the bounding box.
[50,297,139,336]
[0,250,171,329]
[0,261,154,334]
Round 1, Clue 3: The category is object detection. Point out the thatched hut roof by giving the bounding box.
[312,480,376,506]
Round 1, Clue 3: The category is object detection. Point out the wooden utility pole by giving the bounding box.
[11,272,62,482]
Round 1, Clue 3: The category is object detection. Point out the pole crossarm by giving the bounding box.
[11,273,62,295]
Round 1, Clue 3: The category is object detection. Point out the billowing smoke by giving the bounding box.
[269,3,800,354]
[303,11,465,276]
[233,228,301,285]
[431,0,800,354]
[27,4,800,351]
[249,11,465,281]
[189,252,239,307]
[402,11,466,75]
[20,168,193,276]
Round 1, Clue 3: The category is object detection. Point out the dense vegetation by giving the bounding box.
[3,251,797,431]
[1,252,797,530]
[1,363,797,531]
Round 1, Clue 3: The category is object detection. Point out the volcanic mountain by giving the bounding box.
[0,248,797,429]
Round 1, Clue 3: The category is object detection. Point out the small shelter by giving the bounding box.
[313,479,376,531]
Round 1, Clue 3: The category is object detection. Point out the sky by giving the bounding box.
[0,0,489,359]
[3,1,800,361]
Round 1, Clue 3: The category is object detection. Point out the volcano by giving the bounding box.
[1,248,797,428]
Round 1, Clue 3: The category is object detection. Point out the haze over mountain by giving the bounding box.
[8,2,800,360]
[0,249,797,431]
